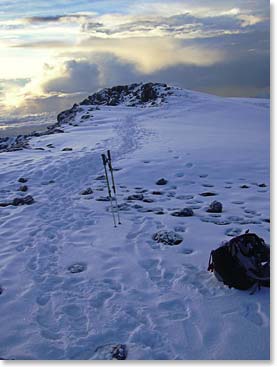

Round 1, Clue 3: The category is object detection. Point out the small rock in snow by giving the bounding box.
[153,230,183,246]
[171,208,194,217]
[62,147,73,151]
[68,263,87,273]
[143,197,155,203]
[18,177,28,183]
[127,194,144,201]
[240,184,249,189]
[207,200,223,213]
[152,191,163,195]
[156,178,168,185]
[199,192,218,197]
[80,187,93,195]
[93,344,128,360]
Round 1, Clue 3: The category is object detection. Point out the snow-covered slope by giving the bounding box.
[0,84,270,360]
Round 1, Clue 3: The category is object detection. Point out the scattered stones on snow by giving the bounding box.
[68,263,87,273]
[80,187,93,195]
[156,178,168,185]
[171,208,194,217]
[153,230,183,246]
[207,200,223,213]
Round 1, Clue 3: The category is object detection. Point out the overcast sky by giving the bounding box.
[0,0,270,116]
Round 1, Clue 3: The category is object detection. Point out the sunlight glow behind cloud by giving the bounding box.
[0,0,270,115]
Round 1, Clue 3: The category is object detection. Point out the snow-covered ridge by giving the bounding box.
[0,83,173,153]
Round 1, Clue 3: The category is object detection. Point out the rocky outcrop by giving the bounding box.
[79,82,171,107]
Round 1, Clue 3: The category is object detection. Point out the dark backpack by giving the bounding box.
[208,232,270,291]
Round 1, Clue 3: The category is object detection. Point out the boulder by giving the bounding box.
[156,178,168,185]
[153,230,183,246]
[207,200,223,213]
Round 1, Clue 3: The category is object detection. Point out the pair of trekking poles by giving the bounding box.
[101,150,121,227]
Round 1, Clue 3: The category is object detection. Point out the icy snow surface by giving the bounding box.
[0,86,270,360]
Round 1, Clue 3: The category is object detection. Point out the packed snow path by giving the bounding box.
[0,88,270,360]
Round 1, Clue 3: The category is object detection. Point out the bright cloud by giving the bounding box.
[0,0,270,115]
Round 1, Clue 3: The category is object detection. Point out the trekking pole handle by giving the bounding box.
[107,150,111,162]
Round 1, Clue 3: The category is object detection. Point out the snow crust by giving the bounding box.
[0,86,269,360]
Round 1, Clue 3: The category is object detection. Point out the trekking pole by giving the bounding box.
[107,150,121,224]
[101,153,117,228]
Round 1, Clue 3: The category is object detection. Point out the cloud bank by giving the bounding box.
[0,0,270,115]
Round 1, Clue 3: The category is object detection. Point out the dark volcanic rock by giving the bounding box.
[171,208,194,217]
[156,178,168,185]
[18,177,28,183]
[199,192,218,197]
[153,230,183,246]
[94,344,128,360]
[80,187,93,195]
[127,194,144,201]
[68,263,87,273]
[240,185,249,189]
[207,200,223,213]
[143,198,155,203]
[12,195,35,206]
[18,185,28,192]
[62,147,73,151]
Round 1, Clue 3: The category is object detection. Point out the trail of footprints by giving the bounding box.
[1,146,269,359]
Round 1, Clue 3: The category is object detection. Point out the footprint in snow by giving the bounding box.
[185,162,193,168]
